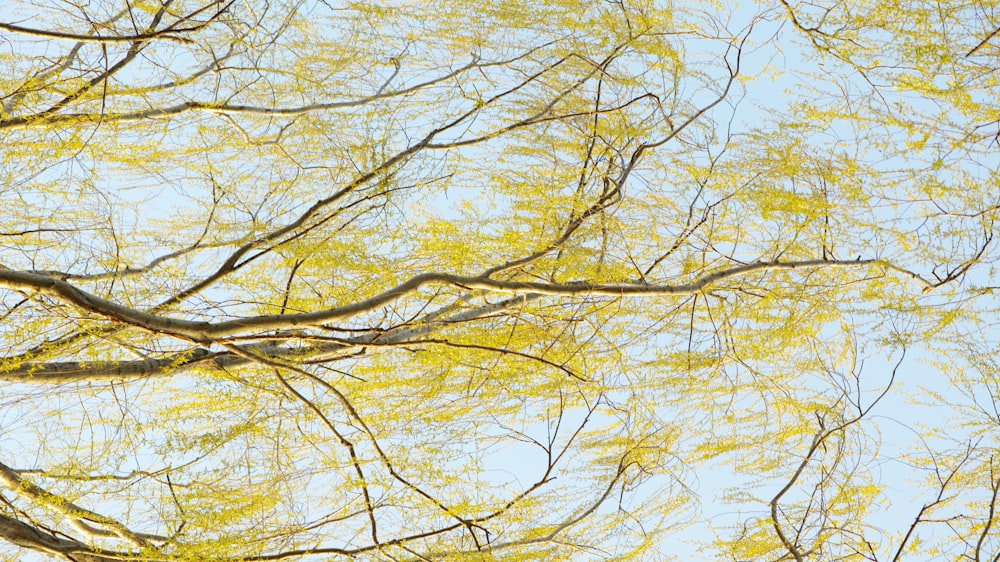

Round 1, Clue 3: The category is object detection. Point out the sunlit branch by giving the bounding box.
[0,459,166,548]
[0,258,934,345]
[2,293,540,383]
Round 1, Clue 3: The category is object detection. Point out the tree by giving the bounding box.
[0,0,998,559]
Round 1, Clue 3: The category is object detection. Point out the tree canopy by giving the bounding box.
[1,0,999,560]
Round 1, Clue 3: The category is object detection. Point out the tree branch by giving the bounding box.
[0,259,932,344]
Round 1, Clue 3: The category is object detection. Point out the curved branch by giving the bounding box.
[4,294,539,385]
[0,20,196,44]
[0,460,165,548]
[0,513,129,562]
[0,258,929,344]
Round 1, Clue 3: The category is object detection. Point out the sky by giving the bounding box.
[2,0,1000,560]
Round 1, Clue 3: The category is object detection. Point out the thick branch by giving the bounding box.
[2,294,538,383]
[0,20,196,44]
[0,460,165,548]
[0,513,129,562]
[0,259,931,344]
